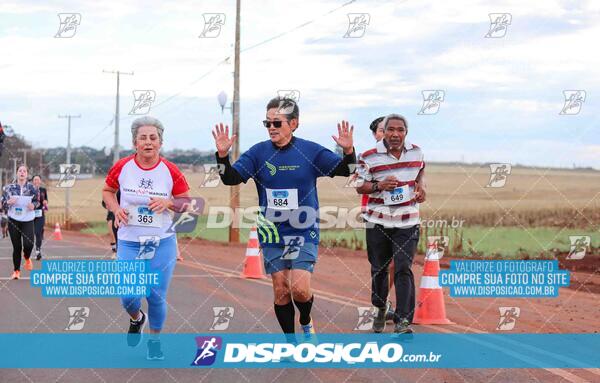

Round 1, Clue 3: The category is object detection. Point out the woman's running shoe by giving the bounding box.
[301,319,317,343]
[147,339,165,360]
[127,310,146,347]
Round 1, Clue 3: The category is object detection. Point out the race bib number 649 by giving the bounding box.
[383,186,412,206]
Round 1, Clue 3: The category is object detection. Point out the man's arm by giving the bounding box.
[215,153,245,185]
[30,185,40,208]
[356,180,377,194]
[328,149,356,177]
[356,177,398,194]
[414,168,426,203]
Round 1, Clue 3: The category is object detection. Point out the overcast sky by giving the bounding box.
[1,0,599,168]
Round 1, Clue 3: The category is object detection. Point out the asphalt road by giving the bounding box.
[0,233,598,383]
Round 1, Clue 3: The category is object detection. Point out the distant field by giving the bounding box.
[49,163,600,226]
[82,219,598,258]
[72,163,599,256]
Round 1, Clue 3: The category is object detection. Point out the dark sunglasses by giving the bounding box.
[262,120,285,128]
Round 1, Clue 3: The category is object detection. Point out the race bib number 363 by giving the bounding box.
[128,205,162,228]
[266,188,299,210]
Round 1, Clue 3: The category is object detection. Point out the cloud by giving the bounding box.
[1,0,599,168]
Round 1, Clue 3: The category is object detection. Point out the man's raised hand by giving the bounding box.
[212,123,237,158]
[332,120,354,155]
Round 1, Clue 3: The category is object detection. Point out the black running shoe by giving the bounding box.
[127,310,146,347]
[147,339,164,361]
[373,306,386,333]
[393,319,414,335]
[35,250,42,261]
[385,301,395,323]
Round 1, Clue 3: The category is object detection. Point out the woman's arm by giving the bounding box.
[103,185,128,226]
[1,186,9,212]
[30,184,40,209]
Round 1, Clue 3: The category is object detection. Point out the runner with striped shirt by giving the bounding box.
[355,113,426,334]
[361,116,394,323]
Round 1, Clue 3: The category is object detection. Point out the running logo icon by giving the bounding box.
[427,236,449,259]
[560,90,586,115]
[277,90,300,102]
[496,306,520,330]
[418,90,445,115]
[129,90,156,115]
[137,236,160,260]
[567,236,590,260]
[485,13,512,38]
[191,336,223,366]
[199,13,226,38]
[275,99,297,117]
[55,13,81,38]
[138,178,154,190]
[345,162,369,188]
[354,307,377,330]
[168,197,205,233]
[56,164,81,188]
[200,164,225,188]
[65,306,90,331]
[210,307,234,330]
[282,236,305,260]
[344,13,370,38]
[486,163,511,188]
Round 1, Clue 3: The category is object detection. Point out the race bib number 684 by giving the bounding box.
[266,188,299,210]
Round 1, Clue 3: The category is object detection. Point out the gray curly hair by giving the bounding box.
[382,113,408,131]
[131,116,164,145]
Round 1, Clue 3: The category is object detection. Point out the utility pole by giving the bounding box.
[17,148,30,167]
[39,150,44,178]
[10,157,19,179]
[103,70,134,164]
[58,114,81,228]
[229,0,241,243]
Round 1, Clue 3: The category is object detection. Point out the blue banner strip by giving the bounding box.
[0,333,597,369]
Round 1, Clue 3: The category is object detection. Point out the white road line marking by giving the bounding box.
[178,259,595,382]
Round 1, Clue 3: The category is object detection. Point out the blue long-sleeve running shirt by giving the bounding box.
[216,136,355,248]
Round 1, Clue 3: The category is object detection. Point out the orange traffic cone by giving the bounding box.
[413,238,453,325]
[53,222,63,241]
[241,227,265,279]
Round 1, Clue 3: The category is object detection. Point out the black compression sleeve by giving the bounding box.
[215,152,245,185]
[328,149,357,177]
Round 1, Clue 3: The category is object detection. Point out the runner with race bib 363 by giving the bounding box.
[103,116,190,360]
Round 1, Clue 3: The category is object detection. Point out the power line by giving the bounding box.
[152,0,356,111]
[77,0,356,146]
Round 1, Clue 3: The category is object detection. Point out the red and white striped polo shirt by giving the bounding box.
[105,155,190,242]
[356,139,424,228]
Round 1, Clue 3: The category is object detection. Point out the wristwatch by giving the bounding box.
[371,181,379,193]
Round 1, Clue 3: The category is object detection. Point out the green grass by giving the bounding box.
[80,221,109,236]
[79,217,597,258]
[453,226,598,258]
[319,226,598,258]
